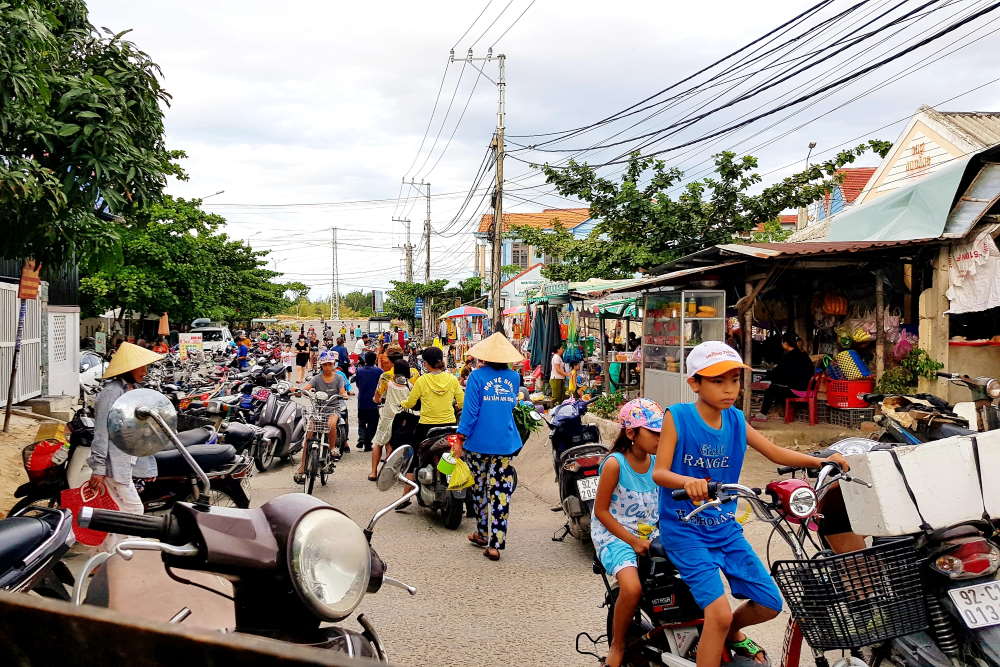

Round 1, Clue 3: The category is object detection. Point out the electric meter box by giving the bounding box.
[842,434,992,537]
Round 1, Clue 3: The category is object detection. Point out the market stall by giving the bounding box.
[642,289,726,407]
[439,305,488,365]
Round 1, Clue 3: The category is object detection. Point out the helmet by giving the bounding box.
[318,351,338,366]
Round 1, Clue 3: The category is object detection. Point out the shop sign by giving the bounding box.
[94,331,107,355]
[178,333,203,361]
[541,281,569,296]
[414,298,424,318]
[18,260,42,300]
[515,280,544,296]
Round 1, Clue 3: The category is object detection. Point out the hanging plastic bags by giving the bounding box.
[447,458,474,490]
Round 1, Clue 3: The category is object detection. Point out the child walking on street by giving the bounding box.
[653,342,848,666]
[592,398,663,667]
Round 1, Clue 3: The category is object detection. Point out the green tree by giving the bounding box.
[1,1,180,265]
[512,141,891,280]
[750,219,794,243]
[343,290,374,317]
[384,279,449,331]
[80,197,290,326]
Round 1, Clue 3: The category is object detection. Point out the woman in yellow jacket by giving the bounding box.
[400,346,464,445]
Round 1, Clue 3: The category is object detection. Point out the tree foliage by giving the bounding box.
[383,277,484,331]
[511,141,891,280]
[0,0,179,265]
[80,197,292,324]
[344,291,374,317]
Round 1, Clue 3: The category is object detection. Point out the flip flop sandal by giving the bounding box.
[727,636,768,665]
[483,548,500,561]
[367,474,378,482]
[467,533,488,548]
[293,472,305,485]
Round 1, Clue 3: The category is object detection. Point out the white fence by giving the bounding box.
[0,282,43,406]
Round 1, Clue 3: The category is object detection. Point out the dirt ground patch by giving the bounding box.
[0,413,59,518]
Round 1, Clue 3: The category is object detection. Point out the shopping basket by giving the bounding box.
[771,537,927,651]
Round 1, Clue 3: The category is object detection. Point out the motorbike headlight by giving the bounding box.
[788,487,817,519]
[986,378,1000,399]
[288,508,371,621]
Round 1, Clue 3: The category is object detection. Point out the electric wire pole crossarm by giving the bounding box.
[457,47,506,332]
[392,217,414,282]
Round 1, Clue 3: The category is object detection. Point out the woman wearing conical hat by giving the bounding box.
[452,333,525,562]
[86,342,163,549]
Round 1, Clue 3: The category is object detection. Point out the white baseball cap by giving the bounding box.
[686,341,748,378]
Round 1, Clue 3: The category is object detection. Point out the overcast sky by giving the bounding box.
[87,0,1000,299]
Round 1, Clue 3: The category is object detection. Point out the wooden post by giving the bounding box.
[874,270,886,380]
[742,281,754,416]
[3,299,27,432]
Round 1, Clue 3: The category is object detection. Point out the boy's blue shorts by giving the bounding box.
[666,533,783,612]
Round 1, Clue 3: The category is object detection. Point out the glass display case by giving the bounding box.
[642,289,726,407]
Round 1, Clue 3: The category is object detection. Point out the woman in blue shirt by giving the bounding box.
[452,333,525,562]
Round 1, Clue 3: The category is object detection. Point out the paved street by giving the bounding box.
[250,396,806,667]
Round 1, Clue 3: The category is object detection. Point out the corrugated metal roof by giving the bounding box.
[729,239,937,256]
[942,162,1000,238]
[924,106,1000,148]
[598,261,746,296]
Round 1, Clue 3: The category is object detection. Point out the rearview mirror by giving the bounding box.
[107,388,178,457]
[377,445,413,491]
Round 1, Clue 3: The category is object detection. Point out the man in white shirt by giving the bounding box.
[550,344,569,404]
[354,334,369,357]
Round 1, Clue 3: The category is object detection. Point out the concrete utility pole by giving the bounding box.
[331,227,341,320]
[459,48,506,332]
[403,179,432,338]
[392,217,414,281]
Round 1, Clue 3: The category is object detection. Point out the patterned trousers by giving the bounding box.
[466,451,515,551]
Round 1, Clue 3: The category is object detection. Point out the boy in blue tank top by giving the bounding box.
[653,342,848,666]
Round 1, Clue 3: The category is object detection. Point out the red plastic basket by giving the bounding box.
[826,378,875,408]
[60,484,120,546]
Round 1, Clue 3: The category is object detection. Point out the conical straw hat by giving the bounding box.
[103,342,164,378]
[466,332,524,364]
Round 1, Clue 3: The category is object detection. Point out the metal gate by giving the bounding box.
[0,282,42,406]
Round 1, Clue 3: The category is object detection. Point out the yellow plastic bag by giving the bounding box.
[447,458,474,491]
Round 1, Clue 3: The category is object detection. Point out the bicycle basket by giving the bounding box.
[770,537,927,651]
[307,401,343,429]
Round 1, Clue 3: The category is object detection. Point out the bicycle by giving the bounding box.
[299,389,346,495]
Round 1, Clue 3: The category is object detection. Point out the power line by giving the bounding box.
[453,0,495,49]
[469,0,515,49]
[489,0,537,48]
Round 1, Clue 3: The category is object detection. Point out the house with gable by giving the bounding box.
[473,207,591,282]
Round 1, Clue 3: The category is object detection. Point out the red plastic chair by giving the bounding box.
[784,374,821,425]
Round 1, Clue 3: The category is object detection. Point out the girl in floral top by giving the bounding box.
[591,398,663,667]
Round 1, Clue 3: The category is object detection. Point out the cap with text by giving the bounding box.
[686,341,749,378]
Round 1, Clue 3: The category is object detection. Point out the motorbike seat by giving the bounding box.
[0,517,53,572]
[154,444,236,476]
[929,421,976,439]
[176,426,215,447]
[423,426,457,441]
[648,539,668,560]
[266,363,286,375]
[222,422,258,449]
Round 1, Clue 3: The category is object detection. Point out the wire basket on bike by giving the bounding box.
[305,400,344,431]
[771,537,927,651]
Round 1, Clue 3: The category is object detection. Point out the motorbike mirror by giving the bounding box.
[107,388,212,506]
[377,445,413,492]
[527,411,543,423]
[107,388,177,457]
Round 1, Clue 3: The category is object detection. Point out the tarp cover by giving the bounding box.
[826,157,973,242]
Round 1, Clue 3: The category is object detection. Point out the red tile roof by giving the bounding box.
[477,208,590,234]
[838,167,877,203]
[752,214,798,232]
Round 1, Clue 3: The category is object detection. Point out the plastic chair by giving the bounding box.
[784,374,821,425]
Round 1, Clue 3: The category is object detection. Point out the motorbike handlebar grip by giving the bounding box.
[776,465,798,475]
[670,481,719,501]
[80,508,185,543]
[936,371,955,379]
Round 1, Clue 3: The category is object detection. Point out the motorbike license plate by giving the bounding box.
[576,477,599,502]
[948,581,1000,629]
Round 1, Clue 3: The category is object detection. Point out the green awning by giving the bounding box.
[826,156,974,241]
[595,297,640,319]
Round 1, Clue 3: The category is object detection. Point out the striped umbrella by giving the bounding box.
[439,306,488,319]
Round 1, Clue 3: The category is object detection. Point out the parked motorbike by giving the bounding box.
[776,438,1000,666]
[253,381,306,471]
[9,406,253,514]
[0,505,75,601]
[412,427,467,530]
[545,397,608,542]
[74,388,417,661]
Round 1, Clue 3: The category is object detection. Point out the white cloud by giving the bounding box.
[86,0,1000,297]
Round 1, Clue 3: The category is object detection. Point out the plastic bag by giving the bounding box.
[447,458,474,491]
[60,483,120,546]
